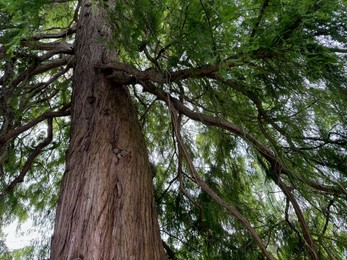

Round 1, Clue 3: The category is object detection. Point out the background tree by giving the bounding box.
[0,0,346,259]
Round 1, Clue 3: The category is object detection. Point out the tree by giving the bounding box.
[0,0,346,259]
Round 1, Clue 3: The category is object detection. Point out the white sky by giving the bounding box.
[3,218,40,250]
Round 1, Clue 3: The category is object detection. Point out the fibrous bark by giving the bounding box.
[50,1,165,259]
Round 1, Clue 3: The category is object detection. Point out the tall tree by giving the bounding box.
[0,0,346,259]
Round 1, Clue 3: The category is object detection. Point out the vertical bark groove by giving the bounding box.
[51,1,166,259]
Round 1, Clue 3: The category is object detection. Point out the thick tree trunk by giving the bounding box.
[50,1,166,259]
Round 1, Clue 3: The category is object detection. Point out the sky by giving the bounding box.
[4,219,40,250]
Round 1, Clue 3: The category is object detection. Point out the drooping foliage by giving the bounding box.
[0,0,346,259]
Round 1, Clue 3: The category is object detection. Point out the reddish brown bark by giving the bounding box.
[50,1,165,259]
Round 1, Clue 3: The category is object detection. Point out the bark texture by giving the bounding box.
[50,1,165,259]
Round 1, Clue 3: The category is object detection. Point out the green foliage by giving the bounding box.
[1,0,347,258]
[0,0,73,257]
[0,0,74,51]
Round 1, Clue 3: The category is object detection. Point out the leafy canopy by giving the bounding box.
[0,0,346,259]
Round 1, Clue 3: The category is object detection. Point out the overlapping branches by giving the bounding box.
[100,54,345,258]
[0,21,75,199]
[1,0,345,258]
[0,118,53,201]
[0,105,70,145]
[170,106,276,260]
[140,79,320,259]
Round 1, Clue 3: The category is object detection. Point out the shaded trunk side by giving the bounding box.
[50,1,165,259]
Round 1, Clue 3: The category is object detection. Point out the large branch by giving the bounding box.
[99,60,237,85]
[100,50,280,86]
[170,108,276,260]
[31,25,77,40]
[141,81,278,162]
[141,81,345,195]
[141,81,324,259]
[0,118,53,201]
[21,40,73,54]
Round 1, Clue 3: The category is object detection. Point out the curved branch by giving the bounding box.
[142,80,276,162]
[0,118,53,201]
[0,105,70,144]
[142,81,345,195]
[276,177,318,259]
[24,65,72,96]
[170,108,275,260]
[175,113,203,219]
[10,56,73,88]
[143,81,320,259]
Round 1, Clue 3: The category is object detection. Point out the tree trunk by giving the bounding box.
[50,1,166,259]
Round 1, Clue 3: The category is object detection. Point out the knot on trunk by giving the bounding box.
[106,70,135,85]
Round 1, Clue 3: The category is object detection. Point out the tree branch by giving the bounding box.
[0,105,70,144]
[21,40,73,53]
[175,112,203,220]
[169,107,275,260]
[24,65,72,96]
[31,25,77,40]
[142,81,346,195]
[143,81,322,259]
[275,175,318,259]
[0,118,53,201]
[250,0,270,38]
[141,80,276,162]
[326,47,347,53]
[99,60,237,85]
[162,240,176,259]
[10,56,73,88]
